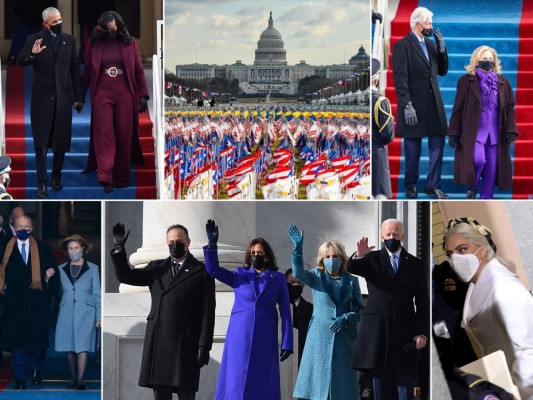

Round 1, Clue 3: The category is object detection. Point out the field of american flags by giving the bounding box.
[164,104,370,200]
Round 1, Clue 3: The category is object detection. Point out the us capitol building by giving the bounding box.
[175,12,369,95]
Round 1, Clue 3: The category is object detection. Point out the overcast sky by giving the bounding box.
[164,0,370,71]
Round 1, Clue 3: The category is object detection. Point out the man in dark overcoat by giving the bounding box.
[371,58,394,199]
[0,215,57,389]
[392,6,449,199]
[347,219,429,400]
[111,223,216,400]
[16,7,83,198]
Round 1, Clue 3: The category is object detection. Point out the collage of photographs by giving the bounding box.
[0,0,532,399]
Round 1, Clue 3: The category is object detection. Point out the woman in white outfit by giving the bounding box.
[443,217,533,399]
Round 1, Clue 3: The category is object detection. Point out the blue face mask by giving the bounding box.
[16,229,31,241]
[324,257,342,273]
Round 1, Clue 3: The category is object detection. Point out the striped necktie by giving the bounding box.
[390,254,398,274]
[21,243,27,264]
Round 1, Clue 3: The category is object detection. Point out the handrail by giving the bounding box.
[0,58,5,155]
[153,20,165,199]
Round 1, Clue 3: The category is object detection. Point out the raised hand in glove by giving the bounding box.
[448,136,458,148]
[279,349,292,362]
[287,224,304,253]
[434,28,446,54]
[112,223,130,252]
[138,96,149,113]
[206,219,219,248]
[506,132,518,143]
[198,347,210,367]
[330,315,348,333]
[404,102,418,126]
[372,11,383,24]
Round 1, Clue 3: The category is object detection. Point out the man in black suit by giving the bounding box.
[392,7,449,199]
[347,218,429,400]
[17,7,83,198]
[0,215,57,389]
[111,223,216,400]
[285,268,313,367]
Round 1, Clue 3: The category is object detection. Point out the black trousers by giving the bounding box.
[153,385,195,400]
[35,148,64,183]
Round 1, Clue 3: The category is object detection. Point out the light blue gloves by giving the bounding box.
[288,224,304,253]
[330,315,348,333]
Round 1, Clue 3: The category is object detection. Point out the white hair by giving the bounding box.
[42,7,60,22]
[410,7,433,30]
[381,218,404,234]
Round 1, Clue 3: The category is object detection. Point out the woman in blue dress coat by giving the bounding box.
[54,235,101,390]
[288,225,364,400]
[204,219,293,400]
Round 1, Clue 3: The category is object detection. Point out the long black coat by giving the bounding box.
[292,296,313,367]
[3,240,57,351]
[372,89,394,198]
[111,250,215,391]
[347,247,429,374]
[448,74,517,189]
[392,32,448,138]
[16,29,83,151]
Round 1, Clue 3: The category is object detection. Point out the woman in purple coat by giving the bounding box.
[204,219,293,400]
[82,11,149,193]
[448,45,518,199]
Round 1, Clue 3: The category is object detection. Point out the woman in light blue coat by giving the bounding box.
[54,235,101,390]
[288,225,364,400]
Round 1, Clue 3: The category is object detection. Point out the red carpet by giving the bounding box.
[386,0,420,198]
[4,66,27,191]
[514,0,533,198]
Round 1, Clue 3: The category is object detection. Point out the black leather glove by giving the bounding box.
[506,132,518,143]
[198,347,210,367]
[280,349,292,362]
[448,136,458,148]
[112,223,130,252]
[404,102,418,126]
[138,96,149,113]
[206,219,219,248]
[372,11,383,24]
[434,28,446,54]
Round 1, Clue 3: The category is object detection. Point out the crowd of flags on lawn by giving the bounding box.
[163,105,370,200]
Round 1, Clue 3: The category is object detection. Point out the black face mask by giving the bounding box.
[421,28,433,37]
[250,254,266,270]
[50,23,62,35]
[287,284,303,301]
[169,242,186,259]
[478,60,494,72]
[384,239,402,253]
[107,30,118,39]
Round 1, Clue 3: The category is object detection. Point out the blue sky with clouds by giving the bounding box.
[164,0,370,70]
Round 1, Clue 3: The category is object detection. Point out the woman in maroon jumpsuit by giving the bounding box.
[82,11,149,193]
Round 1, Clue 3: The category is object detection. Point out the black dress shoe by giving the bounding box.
[37,182,47,198]
[31,369,42,385]
[467,189,477,199]
[424,188,450,199]
[77,382,87,390]
[66,380,77,389]
[15,380,26,389]
[102,182,113,193]
[406,187,418,199]
[51,179,63,190]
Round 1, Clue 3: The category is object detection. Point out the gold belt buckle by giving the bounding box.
[107,67,118,77]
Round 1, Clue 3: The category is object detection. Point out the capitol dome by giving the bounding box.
[254,12,287,65]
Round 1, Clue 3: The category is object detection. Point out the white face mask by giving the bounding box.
[68,249,84,262]
[449,246,482,282]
